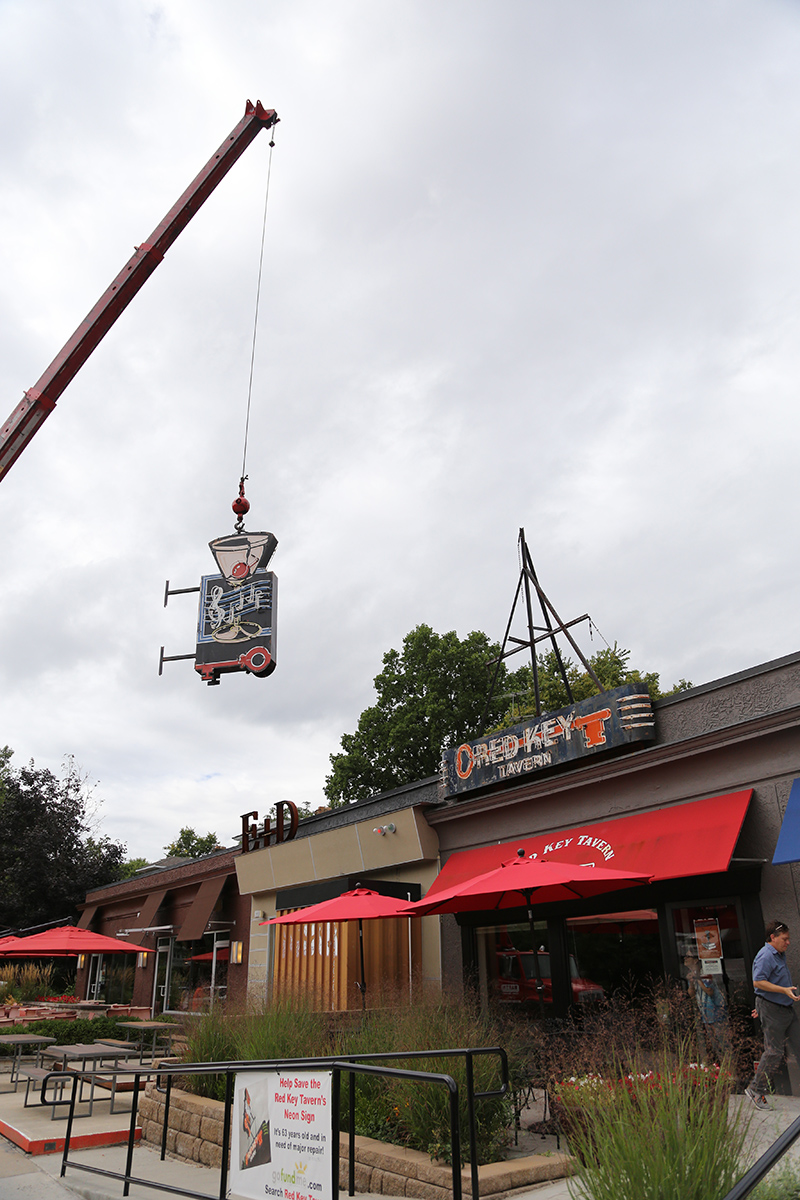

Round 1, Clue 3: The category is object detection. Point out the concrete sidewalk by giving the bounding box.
[0,1134,219,1198]
[0,1133,573,1200]
[0,1092,799,1200]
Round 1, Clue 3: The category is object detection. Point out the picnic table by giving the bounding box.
[37,1042,139,1117]
[114,1020,176,1062]
[0,1033,56,1091]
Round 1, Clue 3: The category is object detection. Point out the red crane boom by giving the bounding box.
[0,100,279,482]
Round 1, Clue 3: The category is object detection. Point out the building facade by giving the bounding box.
[77,849,249,1013]
[427,650,800,1019]
[78,650,800,1024]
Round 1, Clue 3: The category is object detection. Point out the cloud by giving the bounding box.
[1,0,799,858]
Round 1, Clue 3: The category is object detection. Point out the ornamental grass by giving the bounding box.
[181,989,510,1164]
[1,961,57,1002]
[336,991,512,1165]
[179,976,760,1176]
[553,1050,752,1200]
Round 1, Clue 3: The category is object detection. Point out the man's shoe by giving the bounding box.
[745,1086,771,1110]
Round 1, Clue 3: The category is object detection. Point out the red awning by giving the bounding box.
[426,790,752,899]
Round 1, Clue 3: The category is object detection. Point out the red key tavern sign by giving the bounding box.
[441,683,655,797]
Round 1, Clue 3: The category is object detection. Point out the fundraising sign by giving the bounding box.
[230,1070,332,1200]
[441,683,655,797]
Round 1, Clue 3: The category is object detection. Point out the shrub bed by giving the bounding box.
[0,1014,170,1050]
[180,994,511,1165]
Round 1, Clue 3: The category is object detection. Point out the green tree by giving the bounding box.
[498,643,692,727]
[117,857,149,879]
[0,749,125,932]
[324,624,508,806]
[163,827,220,858]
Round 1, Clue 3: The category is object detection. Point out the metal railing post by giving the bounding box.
[466,1052,479,1200]
[59,1074,80,1176]
[348,1061,356,1196]
[448,1074,463,1200]
[331,1065,341,1200]
[123,1072,141,1197]
[219,1070,235,1200]
[161,1071,172,1160]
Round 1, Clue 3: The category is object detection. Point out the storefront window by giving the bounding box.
[671,902,745,1058]
[85,954,134,1004]
[475,921,555,1010]
[158,932,230,1013]
[671,904,745,993]
[566,909,662,1002]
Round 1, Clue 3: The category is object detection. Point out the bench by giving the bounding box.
[93,1037,142,1056]
[17,1066,72,1118]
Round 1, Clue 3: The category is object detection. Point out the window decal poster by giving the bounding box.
[230,1070,332,1200]
[693,917,723,975]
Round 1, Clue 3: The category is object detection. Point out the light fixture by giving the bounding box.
[372,823,396,836]
[77,954,86,970]
[230,940,243,964]
[137,952,149,968]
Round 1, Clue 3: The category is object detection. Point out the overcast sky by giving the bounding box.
[1,0,799,860]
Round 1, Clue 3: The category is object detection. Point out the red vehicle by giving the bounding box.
[496,948,604,1006]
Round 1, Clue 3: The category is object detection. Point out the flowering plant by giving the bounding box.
[36,994,80,1003]
[552,1061,730,1109]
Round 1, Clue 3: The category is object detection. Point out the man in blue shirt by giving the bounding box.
[747,920,800,1110]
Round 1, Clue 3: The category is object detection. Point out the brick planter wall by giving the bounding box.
[139,1082,571,1198]
[139,1081,228,1170]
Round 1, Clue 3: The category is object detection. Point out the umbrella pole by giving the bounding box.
[526,902,546,1018]
[357,918,366,1011]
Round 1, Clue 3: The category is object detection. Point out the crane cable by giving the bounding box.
[234,126,277,530]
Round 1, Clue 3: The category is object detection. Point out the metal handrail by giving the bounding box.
[332,1060,462,1200]
[722,1112,800,1200]
[151,1045,506,1200]
[53,1046,506,1200]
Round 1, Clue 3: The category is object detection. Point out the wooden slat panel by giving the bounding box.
[272,916,420,1011]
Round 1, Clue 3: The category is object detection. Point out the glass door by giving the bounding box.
[152,937,173,1015]
[86,953,105,1001]
[210,934,229,1009]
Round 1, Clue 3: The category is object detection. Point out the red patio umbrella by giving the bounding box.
[406,851,651,1011]
[410,852,651,916]
[261,887,414,1010]
[0,925,138,957]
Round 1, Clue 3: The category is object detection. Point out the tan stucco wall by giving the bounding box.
[236,807,441,1004]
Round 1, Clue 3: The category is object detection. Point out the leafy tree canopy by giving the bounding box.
[0,748,125,933]
[117,857,149,880]
[496,643,692,729]
[163,827,220,858]
[324,631,693,806]
[324,624,509,806]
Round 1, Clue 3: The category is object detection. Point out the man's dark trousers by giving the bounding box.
[752,997,800,1092]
